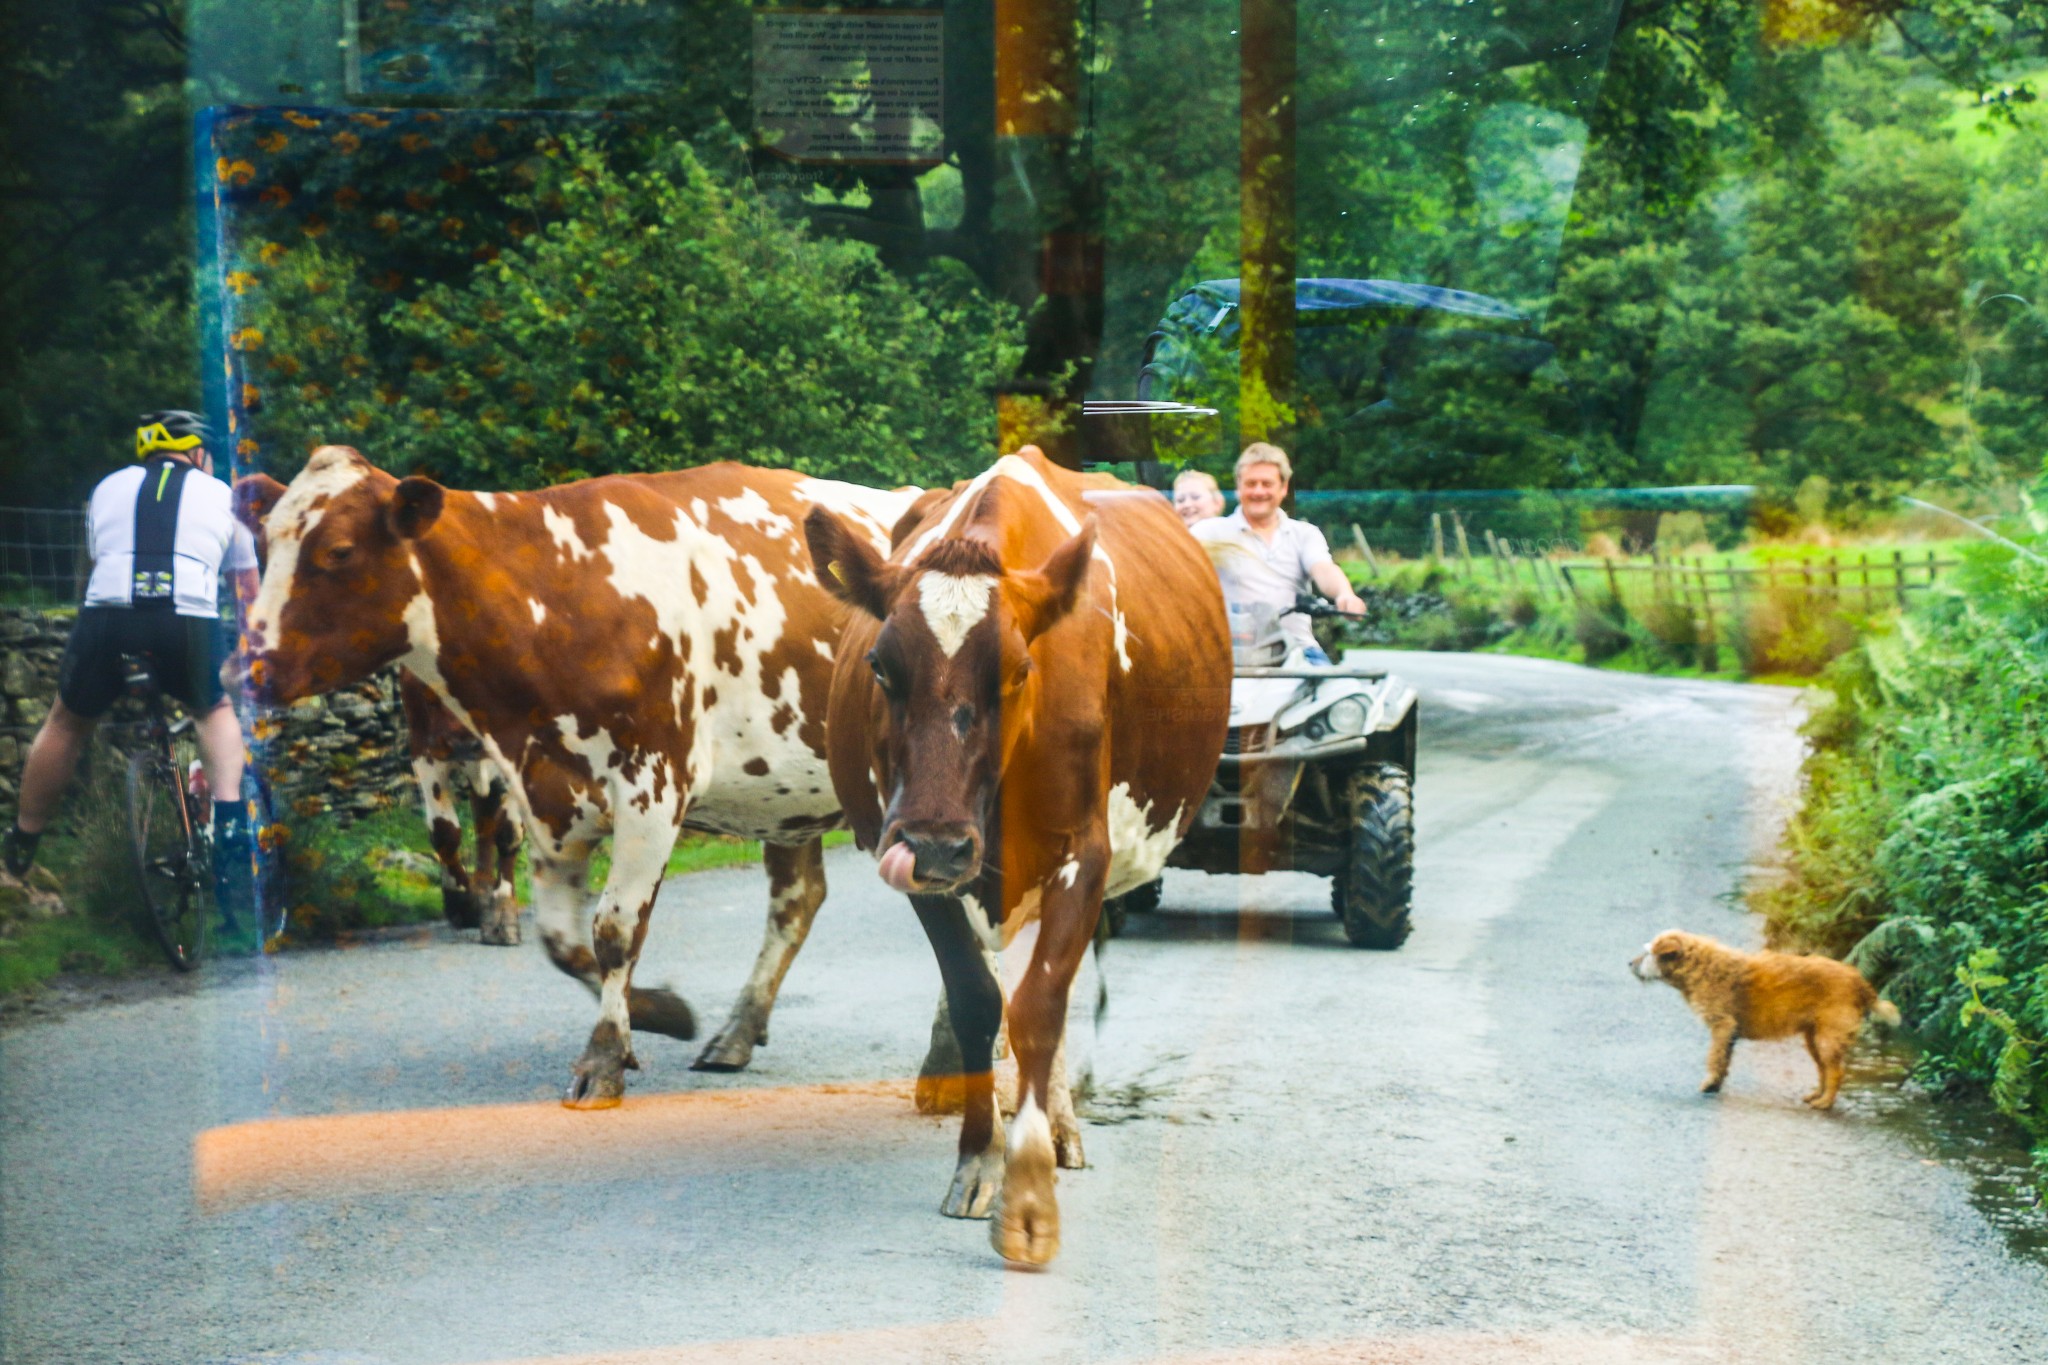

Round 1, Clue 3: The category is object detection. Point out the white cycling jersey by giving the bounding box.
[82,459,258,618]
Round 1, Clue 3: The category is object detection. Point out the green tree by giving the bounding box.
[250,136,1024,490]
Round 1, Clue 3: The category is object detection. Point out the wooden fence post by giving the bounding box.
[1451,510,1473,573]
[1430,512,1445,563]
[1893,548,1906,609]
[1350,523,1381,578]
[1695,558,1719,671]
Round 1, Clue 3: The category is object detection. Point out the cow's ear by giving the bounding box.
[805,507,897,619]
[388,476,445,540]
[233,474,286,535]
[1012,517,1097,643]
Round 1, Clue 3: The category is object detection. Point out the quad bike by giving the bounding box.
[1104,596,1418,948]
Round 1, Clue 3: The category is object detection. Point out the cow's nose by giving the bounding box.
[906,831,979,885]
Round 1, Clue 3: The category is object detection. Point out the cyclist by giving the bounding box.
[4,412,261,910]
[1192,441,1366,665]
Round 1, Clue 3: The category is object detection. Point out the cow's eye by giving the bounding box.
[321,543,355,569]
[867,650,896,695]
[952,704,975,736]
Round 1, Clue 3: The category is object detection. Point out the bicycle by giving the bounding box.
[117,656,277,969]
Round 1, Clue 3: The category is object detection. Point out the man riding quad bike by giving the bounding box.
[1102,439,1417,947]
[1103,593,1418,947]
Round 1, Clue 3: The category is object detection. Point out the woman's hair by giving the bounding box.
[1173,468,1221,495]
[1235,441,1292,483]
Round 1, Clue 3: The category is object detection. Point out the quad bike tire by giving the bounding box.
[1332,763,1414,949]
[1099,877,1163,939]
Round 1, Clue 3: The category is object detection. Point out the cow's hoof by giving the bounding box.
[990,1169,1060,1267]
[478,902,522,946]
[628,986,697,1042]
[441,885,482,931]
[562,1029,637,1110]
[916,1070,967,1116]
[1053,1115,1086,1171]
[690,1021,757,1072]
[941,1147,1005,1221]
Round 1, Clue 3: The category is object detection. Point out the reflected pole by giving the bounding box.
[1240,0,1296,452]
[993,0,1100,468]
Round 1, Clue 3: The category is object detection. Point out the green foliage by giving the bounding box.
[271,804,447,942]
[247,135,1023,489]
[0,751,160,997]
[1758,547,2048,1181]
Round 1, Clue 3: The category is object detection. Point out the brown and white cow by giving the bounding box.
[400,673,523,940]
[240,476,524,944]
[240,446,917,1100]
[805,445,1230,1265]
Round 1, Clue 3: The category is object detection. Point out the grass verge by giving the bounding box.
[2,777,858,1000]
[1753,544,2048,1193]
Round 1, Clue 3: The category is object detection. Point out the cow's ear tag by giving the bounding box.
[389,476,446,540]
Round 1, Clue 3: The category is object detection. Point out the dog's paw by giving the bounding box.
[1699,1079,1723,1094]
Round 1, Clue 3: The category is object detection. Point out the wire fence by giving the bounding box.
[0,506,88,610]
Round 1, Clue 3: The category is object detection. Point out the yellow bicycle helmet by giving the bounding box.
[135,409,213,459]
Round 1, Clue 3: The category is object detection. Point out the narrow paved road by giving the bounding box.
[4,653,2044,1364]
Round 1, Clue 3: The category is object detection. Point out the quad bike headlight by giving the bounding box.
[1327,698,1369,734]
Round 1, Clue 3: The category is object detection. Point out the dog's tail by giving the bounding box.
[1868,996,1902,1028]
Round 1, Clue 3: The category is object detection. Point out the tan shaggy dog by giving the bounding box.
[1630,930,1900,1109]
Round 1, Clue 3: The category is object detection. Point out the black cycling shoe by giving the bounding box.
[4,826,40,879]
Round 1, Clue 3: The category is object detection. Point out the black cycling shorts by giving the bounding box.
[57,607,230,720]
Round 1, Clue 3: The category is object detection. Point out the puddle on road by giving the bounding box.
[1846,1040,2048,1265]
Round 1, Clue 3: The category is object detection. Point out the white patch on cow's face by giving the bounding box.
[541,505,597,563]
[901,455,1132,671]
[1103,783,1183,899]
[1056,857,1080,889]
[248,449,371,648]
[530,599,547,625]
[474,491,498,512]
[918,573,997,658]
[814,640,834,660]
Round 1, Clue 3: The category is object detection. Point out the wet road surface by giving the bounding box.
[3,652,2045,1364]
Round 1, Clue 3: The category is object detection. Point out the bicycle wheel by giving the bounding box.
[127,739,211,971]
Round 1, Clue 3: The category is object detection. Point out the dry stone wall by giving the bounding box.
[0,606,415,827]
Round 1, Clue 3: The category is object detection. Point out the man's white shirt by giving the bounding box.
[82,463,258,618]
[1191,507,1334,654]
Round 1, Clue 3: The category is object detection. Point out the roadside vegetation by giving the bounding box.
[1328,509,1975,683]
[2,771,851,1000]
[1754,540,2048,1193]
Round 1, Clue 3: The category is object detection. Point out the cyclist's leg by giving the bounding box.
[194,700,245,811]
[15,700,100,836]
[159,612,243,809]
[158,614,256,916]
[8,610,121,870]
